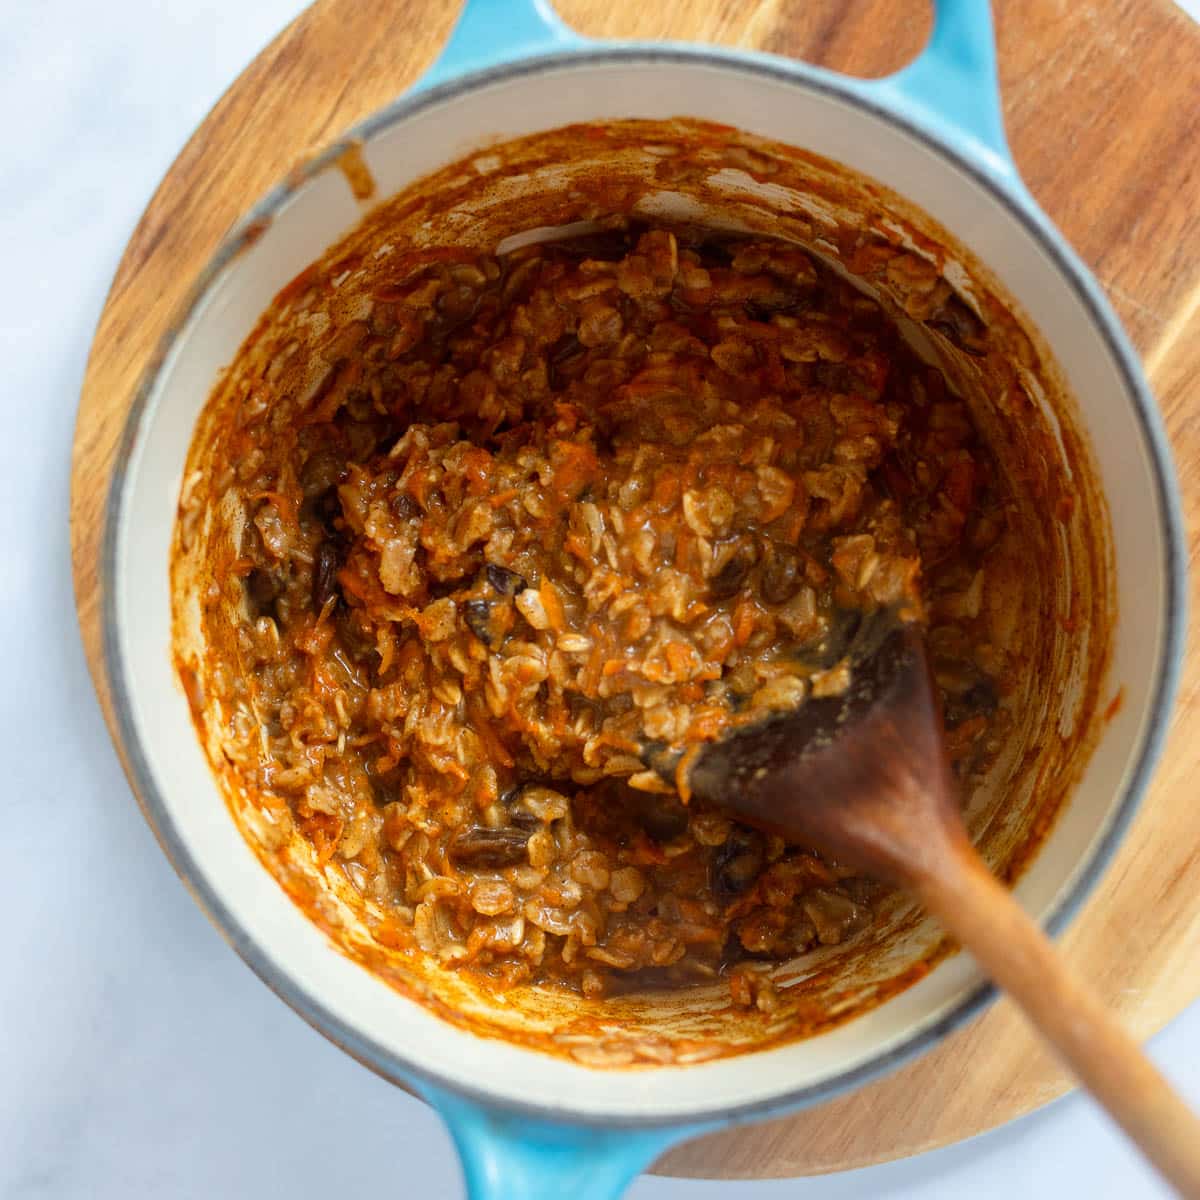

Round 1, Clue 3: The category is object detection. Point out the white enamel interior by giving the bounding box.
[112,57,1172,1121]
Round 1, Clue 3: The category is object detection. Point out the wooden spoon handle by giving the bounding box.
[914,846,1200,1198]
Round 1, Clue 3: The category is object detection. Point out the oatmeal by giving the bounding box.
[180,226,1012,1001]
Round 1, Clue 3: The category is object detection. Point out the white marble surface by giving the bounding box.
[4,1,1199,1196]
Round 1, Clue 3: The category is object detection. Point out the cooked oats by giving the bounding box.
[179,226,1013,999]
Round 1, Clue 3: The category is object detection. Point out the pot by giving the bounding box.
[103,1,1186,1195]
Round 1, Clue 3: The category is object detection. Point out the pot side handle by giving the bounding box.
[415,0,585,94]
[862,0,1015,176]
[418,1,1014,176]
[422,1083,704,1200]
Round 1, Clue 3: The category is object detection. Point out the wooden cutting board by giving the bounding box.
[70,0,1200,1179]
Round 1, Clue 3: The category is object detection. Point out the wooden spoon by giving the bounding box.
[678,615,1200,1197]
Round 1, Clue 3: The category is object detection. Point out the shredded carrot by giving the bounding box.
[581,644,605,694]
[488,487,519,509]
[732,598,758,647]
[564,533,592,561]
[685,706,727,743]
[665,641,697,678]
[673,528,692,570]
[540,581,566,631]
[301,812,343,866]
[460,446,494,494]
[550,440,599,501]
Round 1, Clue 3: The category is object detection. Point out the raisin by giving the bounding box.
[448,826,532,868]
[928,295,988,357]
[711,828,766,904]
[758,542,802,605]
[486,563,527,595]
[708,540,758,600]
[312,541,342,611]
[392,493,418,520]
[463,598,498,647]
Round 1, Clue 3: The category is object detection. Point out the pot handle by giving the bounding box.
[422,1084,704,1200]
[415,0,585,94]
[418,0,1014,176]
[861,1,1014,174]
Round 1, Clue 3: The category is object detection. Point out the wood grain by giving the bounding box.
[71,0,1200,1179]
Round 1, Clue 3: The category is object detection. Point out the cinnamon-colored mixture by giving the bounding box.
[195,226,1011,1003]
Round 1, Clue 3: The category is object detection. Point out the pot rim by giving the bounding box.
[100,44,1187,1129]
